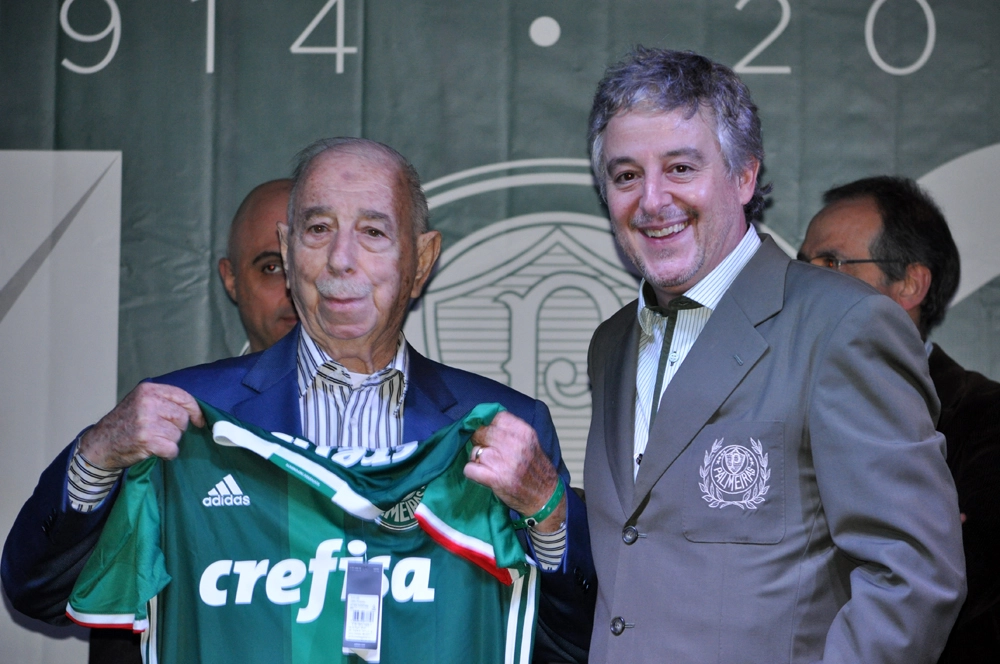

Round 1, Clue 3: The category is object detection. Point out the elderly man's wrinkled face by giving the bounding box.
[601,108,758,305]
[279,149,439,373]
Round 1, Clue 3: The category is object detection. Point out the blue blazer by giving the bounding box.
[2,330,596,661]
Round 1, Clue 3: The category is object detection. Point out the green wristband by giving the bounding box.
[512,479,565,530]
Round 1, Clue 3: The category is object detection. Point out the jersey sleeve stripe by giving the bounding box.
[518,565,538,664]
[503,563,538,664]
[65,604,148,632]
[414,504,514,585]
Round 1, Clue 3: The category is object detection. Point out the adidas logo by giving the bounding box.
[202,474,251,507]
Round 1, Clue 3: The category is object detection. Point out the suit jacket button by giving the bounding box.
[610,616,626,635]
[622,525,639,544]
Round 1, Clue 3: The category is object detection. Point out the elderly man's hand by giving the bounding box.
[464,411,566,533]
[77,383,205,469]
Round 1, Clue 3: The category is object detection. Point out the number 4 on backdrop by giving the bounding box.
[58,0,359,76]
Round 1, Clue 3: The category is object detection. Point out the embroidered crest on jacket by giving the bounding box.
[699,438,770,509]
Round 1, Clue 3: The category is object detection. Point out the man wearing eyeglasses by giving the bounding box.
[800,175,1000,663]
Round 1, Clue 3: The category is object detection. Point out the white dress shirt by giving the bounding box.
[632,227,761,477]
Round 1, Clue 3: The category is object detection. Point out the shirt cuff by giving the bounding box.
[67,446,122,513]
[528,523,567,571]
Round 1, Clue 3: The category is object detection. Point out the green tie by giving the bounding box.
[647,296,702,436]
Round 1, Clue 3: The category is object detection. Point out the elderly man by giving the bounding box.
[579,47,964,662]
[2,138,592,663]
[800,175,1000,663]
[218,178,299,354]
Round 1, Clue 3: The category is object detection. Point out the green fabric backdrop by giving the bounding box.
[2,0,998,419]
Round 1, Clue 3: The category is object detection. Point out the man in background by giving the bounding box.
[218,178,298,354]
[800,175,1000,662]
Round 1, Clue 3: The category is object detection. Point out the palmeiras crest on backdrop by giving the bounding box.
[404,160,638,483]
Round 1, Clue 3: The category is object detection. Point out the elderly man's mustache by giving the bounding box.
[315,275,373,299]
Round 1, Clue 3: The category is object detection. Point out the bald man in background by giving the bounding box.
[218,179,299,354]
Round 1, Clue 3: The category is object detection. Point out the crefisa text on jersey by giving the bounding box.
[199,538,435,623]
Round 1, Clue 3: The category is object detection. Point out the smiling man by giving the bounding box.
[581,47,965,663]
[2,138,593,663]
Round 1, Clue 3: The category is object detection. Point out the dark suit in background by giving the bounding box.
[933,345,1000,663]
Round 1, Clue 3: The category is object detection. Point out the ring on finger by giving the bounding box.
[474,446,484,463]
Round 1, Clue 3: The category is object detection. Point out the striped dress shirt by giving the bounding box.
[67,452,121,513]
[633,227,761,478]
[297,329,408,449]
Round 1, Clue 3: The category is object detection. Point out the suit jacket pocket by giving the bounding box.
[682,422,785,544]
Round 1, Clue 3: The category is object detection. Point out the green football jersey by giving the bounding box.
[67,401,538,664]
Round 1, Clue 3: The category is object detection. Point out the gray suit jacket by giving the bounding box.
[584,236,966,663]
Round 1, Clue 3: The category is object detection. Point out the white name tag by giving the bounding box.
[343,561,384,661]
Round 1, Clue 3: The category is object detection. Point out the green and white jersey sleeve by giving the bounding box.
[64,457,169,633]
[67,401,538,664]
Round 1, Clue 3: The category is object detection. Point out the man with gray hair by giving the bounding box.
[3,137,594,663]
[581,47,964,662]
[800,175,1000,663]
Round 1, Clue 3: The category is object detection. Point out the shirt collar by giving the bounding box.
[296,329,409,399]
[636,225,761,329]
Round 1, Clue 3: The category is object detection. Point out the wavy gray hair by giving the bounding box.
[588,47,770,221]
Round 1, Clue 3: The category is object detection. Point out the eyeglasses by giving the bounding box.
[798,255,906,271]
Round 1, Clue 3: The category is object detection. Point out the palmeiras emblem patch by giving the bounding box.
[375,488,425,532]
[699,438,770,510]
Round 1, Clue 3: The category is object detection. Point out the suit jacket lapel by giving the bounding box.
[226,337,458,443]
[402,346,459,443]
[631,237,788,513]
[601,309,640,514]
[231,330,301,436]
